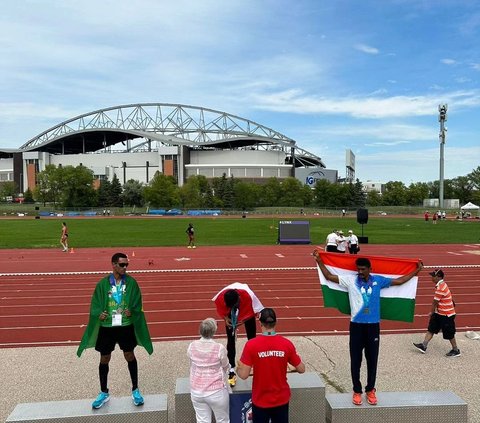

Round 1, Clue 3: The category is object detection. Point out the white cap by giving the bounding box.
[348,230,353,233]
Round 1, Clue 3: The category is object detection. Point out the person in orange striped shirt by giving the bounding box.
[413,269,460,357]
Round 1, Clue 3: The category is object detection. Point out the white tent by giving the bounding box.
[460,202,480,210]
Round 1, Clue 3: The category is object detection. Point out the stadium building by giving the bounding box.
[0,103,337,193]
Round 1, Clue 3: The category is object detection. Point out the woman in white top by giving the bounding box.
[187,318,230,423]
[336,230,347,253]
[347,230,359,254]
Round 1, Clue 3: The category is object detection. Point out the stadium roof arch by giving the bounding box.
[19,103,325,168]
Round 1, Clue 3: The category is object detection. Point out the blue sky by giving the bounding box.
[1,0,479,184]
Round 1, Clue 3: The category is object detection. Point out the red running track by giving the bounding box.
[1,244,479,348]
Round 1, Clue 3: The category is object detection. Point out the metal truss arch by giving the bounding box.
[19,103,324,166]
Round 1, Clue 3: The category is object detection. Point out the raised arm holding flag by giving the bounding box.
[313,249,423,407]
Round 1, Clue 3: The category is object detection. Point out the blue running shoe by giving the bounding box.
[92,392,109,409]
[132,388,144,406]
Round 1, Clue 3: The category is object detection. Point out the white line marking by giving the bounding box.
[275,254,285,258]
[447,252,463,256]
[1,265,480,278]
[174,257,191,261]
[240,254,248,258]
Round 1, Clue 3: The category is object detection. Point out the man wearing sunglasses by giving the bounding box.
[77,253,153,409]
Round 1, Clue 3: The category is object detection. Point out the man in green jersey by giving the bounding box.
[77,252,153,409]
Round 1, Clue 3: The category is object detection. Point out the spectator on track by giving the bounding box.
[212,282,264,387]
[413,269,460,357]
[188,318,230,423]
[347,230,359,254]
[313,250,423,406]
[77,252,153,409]
[325,229,339,252]
[336,230,347,253]
[237,308,305,423]
[60,222,69,252]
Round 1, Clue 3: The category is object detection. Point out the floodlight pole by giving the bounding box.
[438,104,447,209]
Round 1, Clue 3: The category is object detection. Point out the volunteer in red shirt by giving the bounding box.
[212,282,264,387]
[237,308,305,423]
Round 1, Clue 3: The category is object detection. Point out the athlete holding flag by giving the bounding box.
[213,282,264,387]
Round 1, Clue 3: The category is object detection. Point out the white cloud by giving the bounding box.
[251,89,480,118]
[317,124,434,141]
[441,58,458,65]
[354,43,379,54]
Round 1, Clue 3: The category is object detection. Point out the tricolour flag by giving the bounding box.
[316,251,419,322]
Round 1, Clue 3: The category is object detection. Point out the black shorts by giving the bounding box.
[427,313,456,340]
[326,245,337,253]
[95,324,137,355]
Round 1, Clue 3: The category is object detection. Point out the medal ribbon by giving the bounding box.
[109,274,125,308]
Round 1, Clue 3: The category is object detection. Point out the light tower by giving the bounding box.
[438,104,447,209]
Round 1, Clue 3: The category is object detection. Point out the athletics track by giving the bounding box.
[0,244,479,348]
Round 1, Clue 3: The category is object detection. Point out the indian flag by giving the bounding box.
[317,251,419,322]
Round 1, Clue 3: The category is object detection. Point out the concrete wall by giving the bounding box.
[189,149,286,165]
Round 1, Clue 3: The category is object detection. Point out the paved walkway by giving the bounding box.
[2,332,479,422]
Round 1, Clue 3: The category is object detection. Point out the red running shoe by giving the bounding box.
[366,389,377,405]
[352,392,363,405]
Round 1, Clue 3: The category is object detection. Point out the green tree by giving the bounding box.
[110,174,123,207]
[234,182,259,209]
[259,178,282,206]
[60,165,97,207]
[451,176,473,204]
[468,166,480,190]
[97,179,112,207]
[211,173,229,207]
[0,181,17,201]
[301,184,313,206]
[352,179,366,207]
[144,172,180,208]
[382,181,407,206]
[34,164,62,205]
[313,179,334,207]
[122,179,145,207]
[279,177,305,207]
[179,176,204,208]
[223,176,235,208]
[406,182,429,206]
[23,188,34,203]
[366,190,382,206]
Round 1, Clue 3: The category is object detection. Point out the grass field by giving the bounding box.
[0,216,478,248]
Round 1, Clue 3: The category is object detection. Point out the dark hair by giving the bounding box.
[224,289,239,308]
[260,308,277,326]
[355,257,371,268]
[62,222,66,225]
[112,252,128,263]
[429,269,444,278]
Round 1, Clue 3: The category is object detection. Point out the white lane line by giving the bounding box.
[2,264,480,277]
[447,252,463,256]
[240,254,248,258]
[275,254,285,258]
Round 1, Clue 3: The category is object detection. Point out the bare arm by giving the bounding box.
[236,360,251,380]
[391,261,423,286]
[313,249,339,284]
[295,361,306,374]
